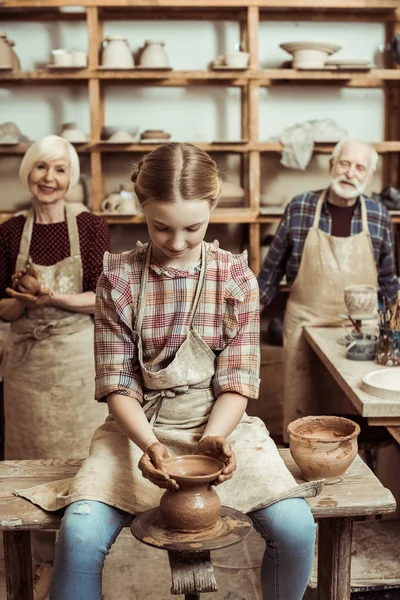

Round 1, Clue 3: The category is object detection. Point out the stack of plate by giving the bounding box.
[326,59,374,70]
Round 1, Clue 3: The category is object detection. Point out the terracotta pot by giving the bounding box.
[287,416,360,484]
[160,455,223,533]
[0,32,12,68]
[344,284,377,318]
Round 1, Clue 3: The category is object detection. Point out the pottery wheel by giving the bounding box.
[131,506,252,552]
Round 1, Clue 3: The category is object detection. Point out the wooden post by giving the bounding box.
[249,223,260,274]
[317,517,353,600]
[3,531,33,600]
[168,550,217,596]
[383,12,400,188]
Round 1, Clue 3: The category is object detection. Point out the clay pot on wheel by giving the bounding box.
[160,455,224,533]
[287,415,360,484]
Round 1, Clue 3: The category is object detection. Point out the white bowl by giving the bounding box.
[108,130,136,143]
[280,41,341,69]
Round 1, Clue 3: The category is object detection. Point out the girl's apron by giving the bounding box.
[17,242,322,514]
[2,204,107,460]
[282,191,378,442]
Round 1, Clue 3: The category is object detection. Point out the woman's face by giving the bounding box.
[143,199,212,267]
[28,156,70,205]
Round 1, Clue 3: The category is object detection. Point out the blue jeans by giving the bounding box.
[50,497,316,600]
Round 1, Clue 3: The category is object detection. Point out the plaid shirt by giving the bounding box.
[94,241,260,404]
[258,190,399,306]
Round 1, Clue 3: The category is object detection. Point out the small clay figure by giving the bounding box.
[15,264,41,296]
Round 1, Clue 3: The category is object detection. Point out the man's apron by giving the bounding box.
[282,192,378,442]
[17,242,322,514]
[2,204,107,460]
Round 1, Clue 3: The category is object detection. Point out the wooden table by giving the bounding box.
[0,452,395,600]
[304,326,400,441]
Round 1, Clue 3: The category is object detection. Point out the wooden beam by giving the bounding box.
[317,518,353,600]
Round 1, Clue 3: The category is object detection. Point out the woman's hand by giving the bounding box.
[195,435,236,485]
[11,265,41,296]
[138,441,178,491]
[5,287,52,308]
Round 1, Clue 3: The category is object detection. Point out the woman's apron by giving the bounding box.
[16,242,322,514]
[282,192,378,442]
[2,204,107,460]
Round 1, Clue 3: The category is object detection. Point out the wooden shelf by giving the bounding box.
[1,1,400,275]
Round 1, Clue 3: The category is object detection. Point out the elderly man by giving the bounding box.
[258,139,399,439]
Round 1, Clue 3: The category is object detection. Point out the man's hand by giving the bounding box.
[138,441,178,491]
[195,435,236,485]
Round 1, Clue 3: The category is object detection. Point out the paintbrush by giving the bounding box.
[347,314,362,335]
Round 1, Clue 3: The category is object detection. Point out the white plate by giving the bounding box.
[326,59,371,66]
[280,41,341,55]
[46,65,86,70]
[361,367,400,400]
[139,139,171,144]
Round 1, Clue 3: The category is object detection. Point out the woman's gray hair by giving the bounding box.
[331,139,379,174]
[19,135,80,190]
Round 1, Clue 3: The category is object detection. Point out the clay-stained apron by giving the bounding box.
[17,242,323,514]
[282,191,378,442]
[2,204,107,460]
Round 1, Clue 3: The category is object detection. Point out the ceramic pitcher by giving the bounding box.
[139,40,169,68]
[101,36,134,68]
[0,33,12,68]
[7,40,21,72]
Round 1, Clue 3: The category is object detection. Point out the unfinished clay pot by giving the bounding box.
[287,416,360,484]
[17,273,41,296]
[159,455,223,533]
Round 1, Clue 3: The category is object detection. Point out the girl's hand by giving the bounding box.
[195,435,236,485]
[138,441,178,491]
[5,287,52,308]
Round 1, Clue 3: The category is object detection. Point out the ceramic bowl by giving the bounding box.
[224,51,250,68]
[101,126,139,141]
[163,455,224,483]
[287,415,360,484]
[280,41,341,69]
[108,130,136,143]
[344,284,377,318]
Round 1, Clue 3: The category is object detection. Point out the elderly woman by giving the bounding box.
[0,135,109,600]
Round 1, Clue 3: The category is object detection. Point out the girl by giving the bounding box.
[18,143,321,600]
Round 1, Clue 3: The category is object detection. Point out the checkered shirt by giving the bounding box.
[94,241,260,404]
[258,190,399,306]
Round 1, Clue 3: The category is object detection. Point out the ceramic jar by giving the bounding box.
[288,415,360,484]
[139,40,169,68]
[0,33,12,68]
[159,455,224,533]
[7,41,21,72]
[101,36,134,68]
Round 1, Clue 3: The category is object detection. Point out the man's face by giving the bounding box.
[329,142,373,200]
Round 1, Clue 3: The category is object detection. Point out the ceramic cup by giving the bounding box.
[71,51,87,67]
[52,49,73,67]
[224,51,250,68]
[344,284,378,317]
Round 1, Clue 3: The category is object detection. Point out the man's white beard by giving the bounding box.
[330,176,367,200]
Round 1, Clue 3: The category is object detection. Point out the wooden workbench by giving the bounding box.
[304,326,400,439]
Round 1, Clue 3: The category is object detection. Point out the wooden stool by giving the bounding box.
[131,506,252,599]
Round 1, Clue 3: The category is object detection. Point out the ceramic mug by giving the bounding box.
[224,51,250,68]
[52,49,73,67]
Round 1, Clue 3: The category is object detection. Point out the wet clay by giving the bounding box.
[287,416,360,484]
[160,455,224,533]
[17,266,41,296]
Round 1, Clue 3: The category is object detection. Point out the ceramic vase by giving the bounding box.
[159,455,223,533]
[101,36,134,68]
[140,40,169,68]
[0,33,12,68]
[288,415,360,484]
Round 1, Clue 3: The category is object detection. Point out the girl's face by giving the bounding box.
[143,199,212,267]
[28,156,70,205]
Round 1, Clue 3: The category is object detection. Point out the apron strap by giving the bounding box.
[312,190,326,229]
[18,208,35,263]
[135,241,207,335]
[65,203,81,258]
[360,196,369,233]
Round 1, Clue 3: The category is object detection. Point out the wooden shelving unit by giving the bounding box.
[1,0,400,274]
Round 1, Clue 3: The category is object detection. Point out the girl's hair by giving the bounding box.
[131,143,222,207]
[19,135,80,191]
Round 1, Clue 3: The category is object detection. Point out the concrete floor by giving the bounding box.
[0,529,264,600]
